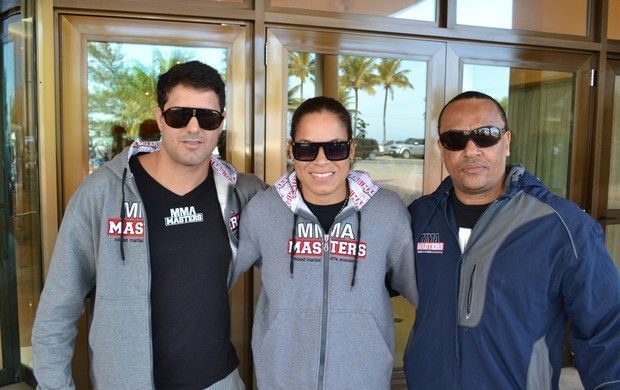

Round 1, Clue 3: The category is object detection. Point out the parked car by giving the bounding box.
[387,139,424,159]
[355,137,379,159]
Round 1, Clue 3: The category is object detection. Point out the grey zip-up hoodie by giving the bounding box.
[231,170,417,390]
[32,141,265,389]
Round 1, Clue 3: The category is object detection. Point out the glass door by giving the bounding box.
[446,43,594,206]
[265,27,446,383]
[58,14,253,387]
[600,59,620,267]
[1,0,39,385]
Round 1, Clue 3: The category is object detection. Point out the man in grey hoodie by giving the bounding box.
[32,61,265,389]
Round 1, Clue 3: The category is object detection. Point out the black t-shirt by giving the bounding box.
[130,156,238,389]
[305,198,347,233]
[451,192,491,229]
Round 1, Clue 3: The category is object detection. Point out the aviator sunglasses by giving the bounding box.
[291,140,351,161]
[162,107,224,130]
[439,126,506,151]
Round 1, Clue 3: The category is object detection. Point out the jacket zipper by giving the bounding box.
[443,204,463,368]
[451,197,504,369]
[465,264,477,320]
[317,233,330,390]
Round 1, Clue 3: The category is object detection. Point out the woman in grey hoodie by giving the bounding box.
[231,96,417,389]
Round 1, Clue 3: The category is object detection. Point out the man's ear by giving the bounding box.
[155,107,165,130]
[504,130,511,157]
[437,138,446,163]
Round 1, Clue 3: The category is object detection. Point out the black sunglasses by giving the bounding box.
[162,107,224,131]
[291,140,351,161]
[439,126,506,151]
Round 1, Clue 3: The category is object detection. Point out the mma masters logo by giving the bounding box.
[165,206,204,226]
[416,232,444,254]
[108,201,145,240]
[288,222,367,262]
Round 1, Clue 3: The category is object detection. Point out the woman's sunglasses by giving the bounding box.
[162,107,224,130]
[439,126,506,151]
[291,140,351,161]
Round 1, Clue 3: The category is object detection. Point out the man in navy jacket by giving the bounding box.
[405,91,620,390]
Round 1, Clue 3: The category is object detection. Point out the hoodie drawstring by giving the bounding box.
[119,167,127,264]
[289,209,362,287]
[290,213,298,277]
[350,210,361,288]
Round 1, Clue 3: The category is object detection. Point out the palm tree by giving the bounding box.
[376,58,414,146]
[339,55,379,137]
[288,52,315,101]
[338,84,354,112]
[288,84,302,112]
[88,46,200,138]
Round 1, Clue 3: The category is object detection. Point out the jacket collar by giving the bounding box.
[433,164,527,203]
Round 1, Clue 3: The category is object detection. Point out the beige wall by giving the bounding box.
[513,0,588,36]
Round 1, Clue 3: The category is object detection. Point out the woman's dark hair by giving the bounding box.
[157,61,225,112]
[290,96,353,140]
[438,90,509,132]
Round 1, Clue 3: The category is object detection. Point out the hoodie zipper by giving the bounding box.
[122,173,156,388]
[317,233,330,390]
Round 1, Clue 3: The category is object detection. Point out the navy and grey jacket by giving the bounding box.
[32,141,266,389]
[404,165,620,390]
[231,170,417,389]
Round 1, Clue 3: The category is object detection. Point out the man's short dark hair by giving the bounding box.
[156,61,225,112]
[438,91,509,131]
[290,96,353,140]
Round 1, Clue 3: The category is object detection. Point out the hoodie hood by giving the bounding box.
[273,169,380,213]
[123,139,238,184]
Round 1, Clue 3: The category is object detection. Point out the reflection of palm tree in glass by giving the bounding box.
[88,43,203,138]
[376,58,413,147]
[288,84,302,112]
[339,56,379,137]
[288,52,315,102]
[338,85,354,111]
[119,50,196,136]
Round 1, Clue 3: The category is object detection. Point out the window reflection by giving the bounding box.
[288,52,427,204]
[606,225,620,269]
[456,0,588,36]
[2,11,41,369]
[270,0,436,22]
[87,42,228,172]
[463,64,574,197]
[609,76,620,210]
[606,76,620,268]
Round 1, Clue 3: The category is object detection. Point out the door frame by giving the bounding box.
[263,26,446,385]
[57,13,255,386]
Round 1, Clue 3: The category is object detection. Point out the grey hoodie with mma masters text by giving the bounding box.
[231,170,417,390]
[31,141,266,389]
